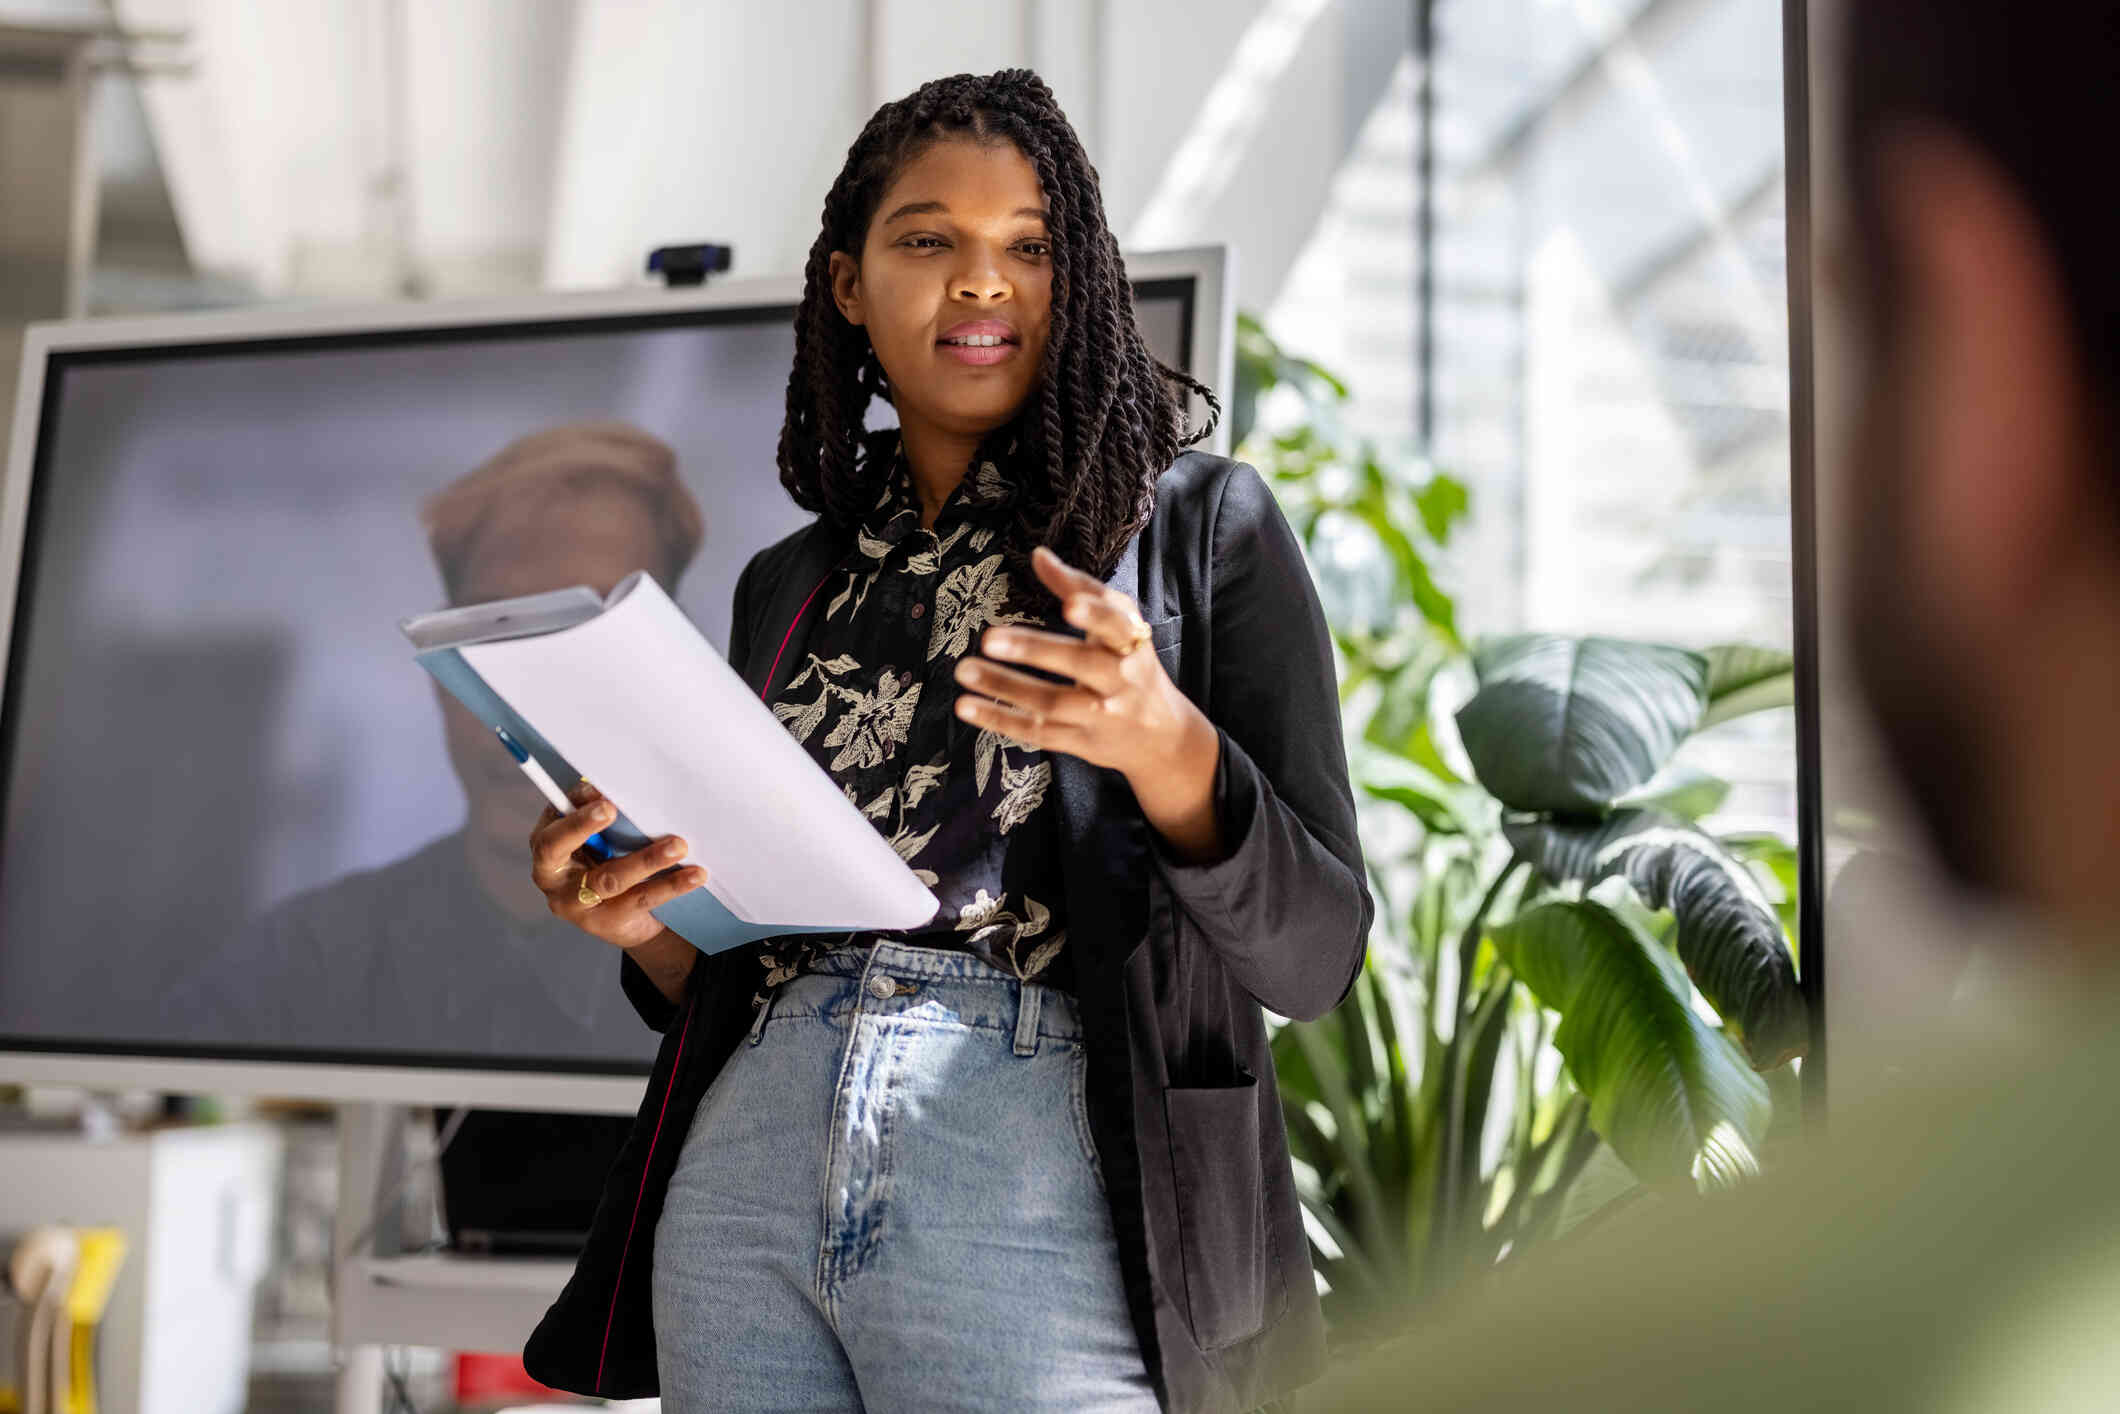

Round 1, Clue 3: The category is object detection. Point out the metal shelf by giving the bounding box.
[336,1250,573,1354]
[330,1103,600,1412]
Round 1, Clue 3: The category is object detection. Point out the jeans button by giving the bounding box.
[868,972,896,1000]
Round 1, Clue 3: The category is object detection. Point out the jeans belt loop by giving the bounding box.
[1013,980,1042,1058]
[745,982,778,1046]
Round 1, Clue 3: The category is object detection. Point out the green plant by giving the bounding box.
[1234,312,1807,1348]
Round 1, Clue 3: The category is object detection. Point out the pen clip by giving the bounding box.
[498,725,618,859]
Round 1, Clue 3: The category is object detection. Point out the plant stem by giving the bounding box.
[1521,1109,1605,1247]
[1496,1090,1586,1240]
[1451,862,1518,1049]
[1421,855,1525,1294]
[1503,1006,1548,1215]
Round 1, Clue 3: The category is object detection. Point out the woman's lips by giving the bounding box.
[937,339,1018,366]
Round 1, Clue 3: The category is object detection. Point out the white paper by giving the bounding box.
[458,570,937,932]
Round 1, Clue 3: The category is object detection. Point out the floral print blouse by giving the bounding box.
[751,435,1075,1005]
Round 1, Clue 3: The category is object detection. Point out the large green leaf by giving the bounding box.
[1620,843,1807,1068]
[1703,643,1792,700]
[1358,640,1453,764]
[1503,809,1666,885]
[1491,901,1770,1189]
[1699,644,1796,729]
[1353,746,1471,835]
[1455,636,1708,813]
[1359,780,1464,836]
[1615,763,1731,821]
[1502,812,1807,1069]
[1723,831,1801,950]
[1351,485,1459,646]
[1546,1141,1642,1241]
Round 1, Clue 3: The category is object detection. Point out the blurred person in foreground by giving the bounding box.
[1311,4,2120,1410]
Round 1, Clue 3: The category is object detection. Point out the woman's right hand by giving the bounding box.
[530,782,710,952]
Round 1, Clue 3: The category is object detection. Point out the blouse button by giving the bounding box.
[910,602,926,619]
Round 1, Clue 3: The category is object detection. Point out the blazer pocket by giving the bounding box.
[1148,611,1185,672]
[1163,1070,1267,1350]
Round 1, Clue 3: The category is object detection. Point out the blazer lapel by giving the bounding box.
[1051,523,1142,833]
[739,522,846,701]
[1053,524,1158,976]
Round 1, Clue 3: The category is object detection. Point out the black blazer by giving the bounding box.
[523,449,1374,1413]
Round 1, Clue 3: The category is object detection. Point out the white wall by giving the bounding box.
[542,0,872,290]
[68,0,1388,320]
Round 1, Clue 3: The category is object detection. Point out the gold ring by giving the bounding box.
[577,870,603,908]
[1120,615,1151,654]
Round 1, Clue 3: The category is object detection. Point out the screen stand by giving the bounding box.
[328,1101,578,1412]
[331,1101,406,1414]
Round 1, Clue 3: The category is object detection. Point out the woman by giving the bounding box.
[521,70,1371,1414]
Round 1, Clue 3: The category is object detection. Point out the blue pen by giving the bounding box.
[495,726,617,861]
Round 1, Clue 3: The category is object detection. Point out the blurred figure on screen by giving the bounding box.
[1307,4,2120,1410]
[164,420,705,1058]
[425,421,706,941]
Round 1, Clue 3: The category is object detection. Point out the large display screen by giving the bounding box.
[0,281,1200,1075]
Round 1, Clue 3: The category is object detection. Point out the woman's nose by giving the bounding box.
[952,251,1010,301]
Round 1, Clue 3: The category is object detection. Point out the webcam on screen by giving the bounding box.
[646,243,734,288]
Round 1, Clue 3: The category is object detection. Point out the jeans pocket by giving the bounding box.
[1163,1072,1267,1350]
[1066,1045,1108,1196]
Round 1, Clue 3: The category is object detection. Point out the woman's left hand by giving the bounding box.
[951,544,1207,782]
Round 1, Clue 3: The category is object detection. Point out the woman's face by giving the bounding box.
[830,135,1054,444]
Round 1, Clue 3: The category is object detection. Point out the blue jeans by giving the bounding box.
[650,938,1159,1412]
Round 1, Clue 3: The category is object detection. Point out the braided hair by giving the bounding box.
[777,68,1221,608]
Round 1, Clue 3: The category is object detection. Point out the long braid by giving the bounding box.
[777,69,1221,615]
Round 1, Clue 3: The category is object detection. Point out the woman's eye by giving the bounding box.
[898,236,1047,255]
